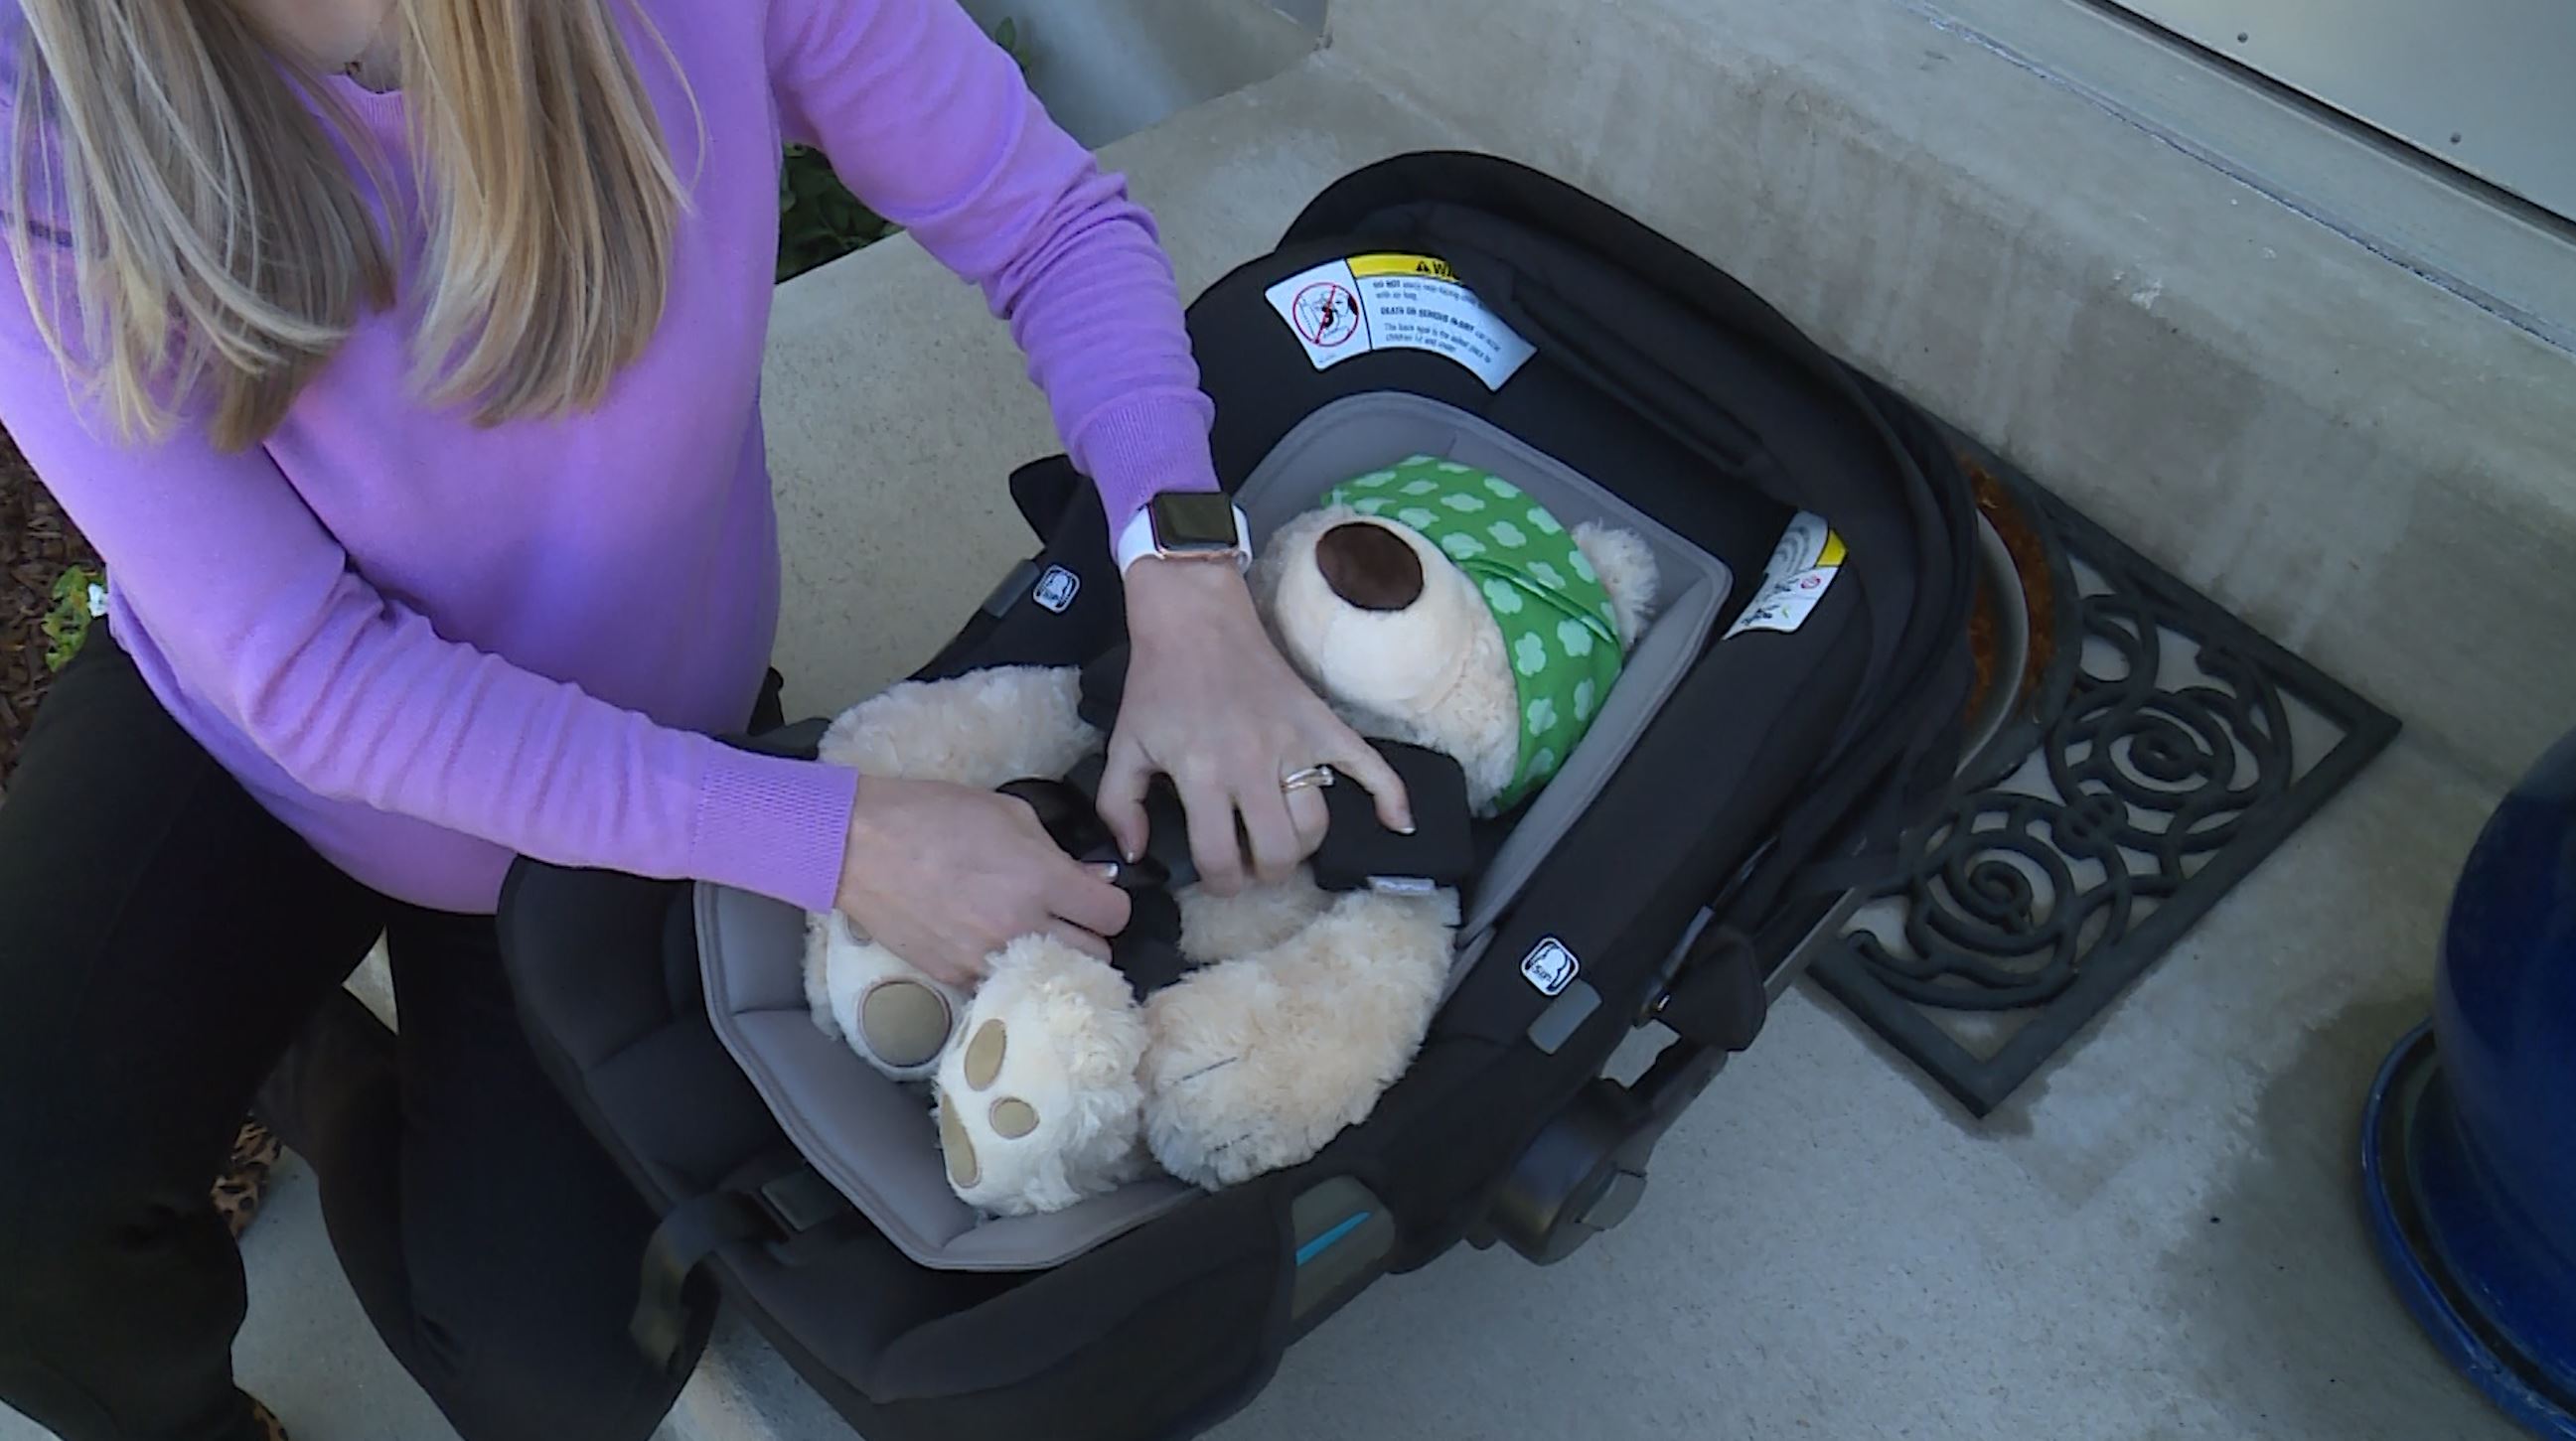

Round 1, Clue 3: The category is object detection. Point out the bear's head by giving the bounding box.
[1253,456,1660,815]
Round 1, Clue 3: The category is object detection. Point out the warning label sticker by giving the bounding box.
[1264,252,1536,390]
[1724,512,1847,639]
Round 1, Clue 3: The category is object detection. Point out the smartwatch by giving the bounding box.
[1115,490,1252,574]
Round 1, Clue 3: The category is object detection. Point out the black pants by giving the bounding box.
[0,634,690,1441]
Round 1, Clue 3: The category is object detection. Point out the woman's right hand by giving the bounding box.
[833,776,1134,989]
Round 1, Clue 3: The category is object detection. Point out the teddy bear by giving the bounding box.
[801,455,1661,1217]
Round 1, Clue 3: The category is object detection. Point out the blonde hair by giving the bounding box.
[6,0,691,451]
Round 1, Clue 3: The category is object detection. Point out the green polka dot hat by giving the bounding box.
[1325,455,1625,813]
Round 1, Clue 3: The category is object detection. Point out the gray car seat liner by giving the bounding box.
[699,392,1748,1273]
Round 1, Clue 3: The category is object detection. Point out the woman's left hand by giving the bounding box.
[1099,558,1414,896]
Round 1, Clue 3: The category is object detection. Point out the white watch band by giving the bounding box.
[1114,502,1253,575]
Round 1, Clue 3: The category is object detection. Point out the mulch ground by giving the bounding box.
[0,425,95,793]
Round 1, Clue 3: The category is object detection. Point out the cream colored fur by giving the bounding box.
[933,937,1152,1216]
[1143,888,1458,1188]
[1254,506,1662,815]
[803,910,961,1070]
[816,665,1098,786]
[1573,520,1661,650]
[1175,872,1331,961]
[802,666,1093,1064]
[800,503,1662,1215]
[1255,505,1520,813]
[800,675,1448,1208]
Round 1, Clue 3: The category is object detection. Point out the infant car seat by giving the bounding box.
[498,151,1977,1441]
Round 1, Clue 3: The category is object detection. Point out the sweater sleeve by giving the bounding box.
[0,276,860,916]
[763,0,1223,537]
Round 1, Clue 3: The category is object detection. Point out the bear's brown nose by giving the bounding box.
[1316,521,1426,612]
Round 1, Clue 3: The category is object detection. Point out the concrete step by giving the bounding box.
[679,23,2550,1439]
[947,0,1319,150]
[12,0,2561,1436]
[656,3,2576,1428]
[17,748,2509,1441]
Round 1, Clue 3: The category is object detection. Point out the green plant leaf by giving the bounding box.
[42,563,101,672]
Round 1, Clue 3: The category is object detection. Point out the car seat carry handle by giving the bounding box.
[1655,734,1954,1055]
[1478,243,1969,899]
[1296,165,1978,891]
[1650,923,1769,1055]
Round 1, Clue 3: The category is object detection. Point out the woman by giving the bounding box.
[0,2,1409,1439]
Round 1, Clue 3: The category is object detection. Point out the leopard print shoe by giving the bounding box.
[212,1117,285,1242]
[247,1397,290,1441]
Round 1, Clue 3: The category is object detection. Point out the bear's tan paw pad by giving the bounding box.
[954,1020,1046,1155]
[937,1087,981,1189]
[989,1097,1040,1138]
[963,1018,1008,1090]
[859,979,954,1072]
[933,946,1153,1213]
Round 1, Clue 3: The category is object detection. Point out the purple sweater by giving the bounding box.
[0,0,1220,916]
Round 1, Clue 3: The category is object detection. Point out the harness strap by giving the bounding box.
[630,1164,851,1375]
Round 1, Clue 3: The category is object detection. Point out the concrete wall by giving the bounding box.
[952,0,1315,147]
[1325,0,2576,787]
[1267,0,1328,31]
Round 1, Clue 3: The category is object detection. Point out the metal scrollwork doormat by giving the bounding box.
[1806,441,2401,1116]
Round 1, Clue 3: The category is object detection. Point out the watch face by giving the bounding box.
[1151,492,1242,551]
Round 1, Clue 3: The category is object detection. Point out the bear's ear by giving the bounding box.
[1573,521,1660,650]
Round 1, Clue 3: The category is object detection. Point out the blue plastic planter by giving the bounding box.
[2363,725,2576,1438]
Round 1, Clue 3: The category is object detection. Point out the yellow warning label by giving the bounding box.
[1723,512,1846,639]
[1347,252,1458,282]
[1264,252,1536,388]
